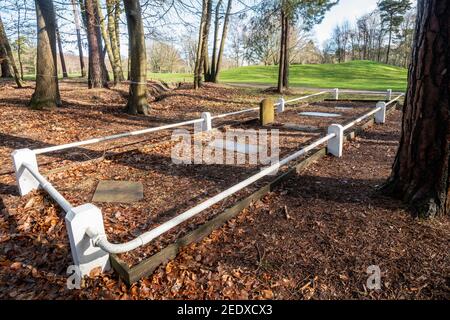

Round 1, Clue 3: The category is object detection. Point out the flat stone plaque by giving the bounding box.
[298,111,341,117]
[92,180,144,203]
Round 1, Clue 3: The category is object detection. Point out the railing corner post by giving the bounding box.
[277,97,285,113]
[200,112,212,132]
[375,101,387,124]
[327,124,344,157]
[65,203,110,277]
[11,148,39,196]
[334,88,339,100]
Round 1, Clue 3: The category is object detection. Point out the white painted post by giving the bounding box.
[11,148,40,196]
[334,88,339,100]
[327,124,344,157]
[386,89,392,101]
[65,203,110,276]
[277,97,285,113]
[200,112,212,132]
[375,101,386,124]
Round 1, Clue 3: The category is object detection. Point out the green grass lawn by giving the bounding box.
[147,60,407,91]
[219,60,407,91]
[22,60,407,91]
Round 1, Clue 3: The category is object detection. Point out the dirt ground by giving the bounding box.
[0,79,448,299]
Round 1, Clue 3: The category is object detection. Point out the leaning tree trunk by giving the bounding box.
[56,26,68,78]
[383,0,450,218]
[85,0,108,88]
[123,0,148,115]
[209,0,222,83]
[212,0,232,83]
[0,15,23,87]
[30,0,60,108]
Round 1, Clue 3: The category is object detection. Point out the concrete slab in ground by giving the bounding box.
[299,111,342,117]
[92,180,144,203]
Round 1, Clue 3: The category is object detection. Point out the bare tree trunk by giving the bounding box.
[96,0,120,84]
[30,0,60,109]
[16,9,24,80]
[56,26,68,78]
[209,0,222,83]
[202,0,213,81]
[114,0,121,55]
[213,0,232,83]
[383,0,450,218]
[194,0,208,89]
[282,16,289,89]
[106,0,124,82]
[71,0,86,77]
[277,9,286,94]
[386,27,392,64]
[123,0,148,115]
[84,0,108,88]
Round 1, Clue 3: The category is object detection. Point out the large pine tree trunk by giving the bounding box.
[85,0,108,88]
[71,0,86,77]
[123,0,148,115]
[30,0,60,109]
[383,0,450,218]
[0,15,23,87]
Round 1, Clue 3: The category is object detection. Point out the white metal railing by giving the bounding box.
[11,89,404,276]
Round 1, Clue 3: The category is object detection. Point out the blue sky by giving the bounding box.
[313,0,417,47]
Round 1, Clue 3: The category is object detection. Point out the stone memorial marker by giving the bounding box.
[92,180,144,203]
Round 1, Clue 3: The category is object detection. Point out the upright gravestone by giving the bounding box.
[260,98,275,125]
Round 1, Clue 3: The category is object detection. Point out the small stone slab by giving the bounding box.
[298,111,342,117]
[283,123,320,132]
[92,180,144,203]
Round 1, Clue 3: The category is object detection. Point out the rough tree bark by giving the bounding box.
[56,25,68,78]
[0,34,12,78]
[383,0,450,218]
[30,0,60,109]
[71,0,86,77]
[123,0,148,115]
[84,0,108,88]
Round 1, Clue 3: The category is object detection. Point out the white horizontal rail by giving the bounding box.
[33,118,205,155]
[21,162,73,212]
[386,93,405,106]
[89,133,336,254]
[342,107,381,131]
[284,91,330,104]
[211,107,259,120]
